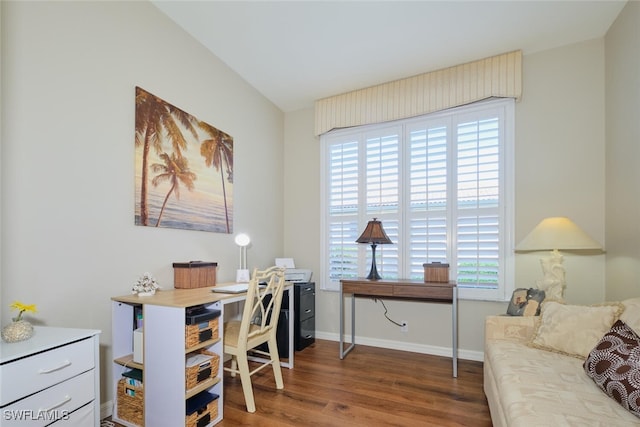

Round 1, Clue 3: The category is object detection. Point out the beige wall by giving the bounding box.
[605,0,640,301]
[1,1,284,407]
[284,38,609,360]
[515,38,607,305]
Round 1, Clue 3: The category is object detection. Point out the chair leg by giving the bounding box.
[267,336,284,390]
[236,354,256,413]
[230,356,238,378]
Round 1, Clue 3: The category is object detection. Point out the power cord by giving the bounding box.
[373,298,406,327]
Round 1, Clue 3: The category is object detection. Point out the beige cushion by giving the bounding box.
[529,301,624,359]
[620,297,640,334]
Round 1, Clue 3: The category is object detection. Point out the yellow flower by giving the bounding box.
[9,301,37,322]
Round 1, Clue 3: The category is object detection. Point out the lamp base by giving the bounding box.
[366,268,382,281]
[236,269,250,283]
[534,250,566,301]
[366,243,382,280]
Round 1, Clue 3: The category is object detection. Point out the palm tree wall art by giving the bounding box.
[134,86,234,233]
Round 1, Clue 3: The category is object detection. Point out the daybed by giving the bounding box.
[484,297,640,427]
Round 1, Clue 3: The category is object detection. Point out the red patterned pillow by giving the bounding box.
[583,320,640,418]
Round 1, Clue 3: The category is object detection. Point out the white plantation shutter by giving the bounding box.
[363,129,400,278]
[327,141,359,281]
[321,98,514,300]
[408,120,449,278]
[455,116,502,293]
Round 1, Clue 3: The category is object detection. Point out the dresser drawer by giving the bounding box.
[1,369,94,427]
[0,338,95,406]
[54,401,94,426]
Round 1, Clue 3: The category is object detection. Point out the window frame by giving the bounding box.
[320,98,515,301]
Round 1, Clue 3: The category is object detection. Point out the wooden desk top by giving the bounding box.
[340,278,456,302]
[112,282,293,308]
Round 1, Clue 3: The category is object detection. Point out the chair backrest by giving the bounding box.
[238,266,286,349]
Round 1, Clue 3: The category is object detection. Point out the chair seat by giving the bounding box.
[224,320,260,349]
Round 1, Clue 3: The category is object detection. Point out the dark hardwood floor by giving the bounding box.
[105,339,492,426]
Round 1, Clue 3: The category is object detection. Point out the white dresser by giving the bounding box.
[0,327,101,426]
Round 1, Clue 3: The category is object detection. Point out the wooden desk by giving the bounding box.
[339,278,458,377]
[111,283,294,426]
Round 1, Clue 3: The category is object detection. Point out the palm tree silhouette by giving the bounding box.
[199,121,234,233]
[150,152,197,227]
[135,87,198,225]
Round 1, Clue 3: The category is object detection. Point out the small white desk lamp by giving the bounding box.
[235,233,251,283]
[515,217,603,301]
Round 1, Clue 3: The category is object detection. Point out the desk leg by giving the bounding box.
[339,288,356,359]
[285,286,294,368]
[452,286,458,378]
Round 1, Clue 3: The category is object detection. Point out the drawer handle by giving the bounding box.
[41,395,71,412]
[304,334,313,339]
[304,309,312,313]
[38,360,72,374]
[305,287,312,291]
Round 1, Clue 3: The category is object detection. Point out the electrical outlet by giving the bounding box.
[400,321,408,332]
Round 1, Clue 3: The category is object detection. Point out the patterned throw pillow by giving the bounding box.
[583,320,640,418]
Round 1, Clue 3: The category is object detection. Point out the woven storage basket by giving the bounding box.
[186,399,218,427]
[117,378,144,426]
[186,350,220,390]
[185,317,219,348]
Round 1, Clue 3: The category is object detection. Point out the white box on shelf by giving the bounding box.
[133,328,143,363]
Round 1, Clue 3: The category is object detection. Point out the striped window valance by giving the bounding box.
[314,50,522,136]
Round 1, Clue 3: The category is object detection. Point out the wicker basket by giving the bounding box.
[185,317,219,348]
[117,378,144,426]
[186,398,218,427]
[186,350,220,390]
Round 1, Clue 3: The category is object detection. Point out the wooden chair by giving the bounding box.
[223,266,286,412]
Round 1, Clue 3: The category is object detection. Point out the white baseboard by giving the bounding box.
[315,331,484,362]
[100,401,112,421]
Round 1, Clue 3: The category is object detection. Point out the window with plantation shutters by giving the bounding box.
[320,98,514,301]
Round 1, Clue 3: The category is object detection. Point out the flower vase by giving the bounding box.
[1,320,34,343]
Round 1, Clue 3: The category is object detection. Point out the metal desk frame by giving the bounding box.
[339,278,458,377]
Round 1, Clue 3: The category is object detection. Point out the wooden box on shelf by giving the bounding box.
[423,262,449,283]
[173,261,217,289]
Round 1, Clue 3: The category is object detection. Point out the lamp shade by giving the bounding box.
[356,218,392,244]
[515,217,602,252]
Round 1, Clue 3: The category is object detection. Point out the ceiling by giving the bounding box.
[152,1,627,113]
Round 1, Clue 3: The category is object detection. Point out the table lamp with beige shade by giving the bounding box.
[515,217,603,301]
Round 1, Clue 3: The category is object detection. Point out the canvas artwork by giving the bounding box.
[134,86,233,233]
